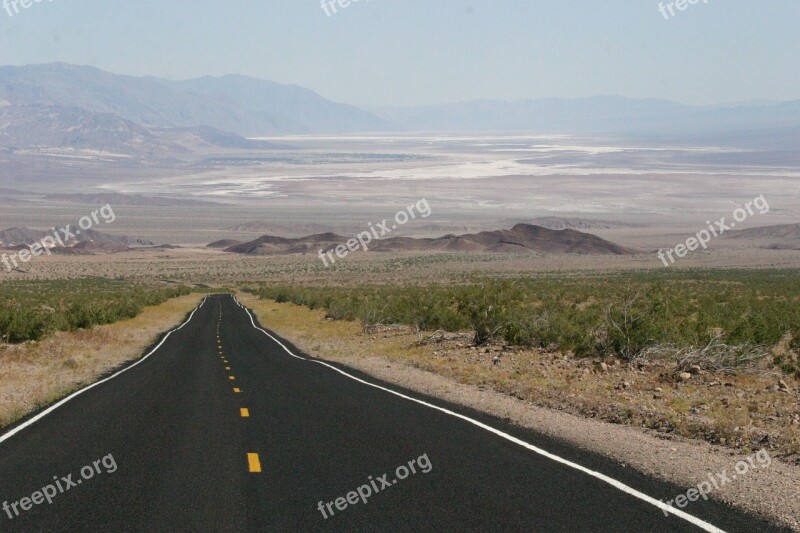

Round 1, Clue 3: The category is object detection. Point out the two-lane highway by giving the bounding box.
[0,295,785,531]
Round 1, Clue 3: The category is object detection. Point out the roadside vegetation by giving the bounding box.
[0,279,192,344]
[254,270,800,377]
[241,275,800,465]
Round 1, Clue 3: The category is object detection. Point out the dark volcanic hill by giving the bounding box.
[207,239,243,249]
[222,224,635,256]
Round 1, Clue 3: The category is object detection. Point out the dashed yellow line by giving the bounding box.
[233,388,241,393]
[247,453,262,473]
[229,376,236,381]
[240,408,250,418]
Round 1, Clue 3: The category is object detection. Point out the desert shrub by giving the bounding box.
[0,279,192,344]
[255,269,800,369]
[455,281,524,345]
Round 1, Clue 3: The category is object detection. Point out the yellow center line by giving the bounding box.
[229,376,236,380]
[225,366,231,370]
[240,408,250,417]
[233,388,241,393]
[247,453,262,473]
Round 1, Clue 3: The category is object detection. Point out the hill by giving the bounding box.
[727,223,800,240]
[222,224,635,256]
[0,226,153,251]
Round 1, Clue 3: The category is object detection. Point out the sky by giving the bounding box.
[0,0,798,107]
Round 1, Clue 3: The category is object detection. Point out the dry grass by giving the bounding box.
[0,293,205,429]
[239,293,800,463]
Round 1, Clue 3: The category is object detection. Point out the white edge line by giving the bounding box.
[236,295,725,533]
[0,296,209,446]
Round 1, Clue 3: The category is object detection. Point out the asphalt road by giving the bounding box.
[0,294,788,532]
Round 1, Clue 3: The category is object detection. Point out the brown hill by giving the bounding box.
[0,227,48,248]
[727,223,800,240]
[223,224,635,256]
[207,239,243,249]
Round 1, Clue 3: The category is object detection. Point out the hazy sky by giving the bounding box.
[1,0,798,107]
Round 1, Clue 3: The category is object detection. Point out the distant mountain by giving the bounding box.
[371,96,800,136]
[0,104,282,156]
[0,104,173,155]
[223,224,635,256]
[176,75,389,135]
[0,63,389,136]
[6,63,800,143]
[0,226,153,250]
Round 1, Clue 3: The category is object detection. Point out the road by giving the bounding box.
[0,294,786,532]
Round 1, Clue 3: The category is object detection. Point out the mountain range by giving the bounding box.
[371,97,800,138]
[3,63,800,156]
